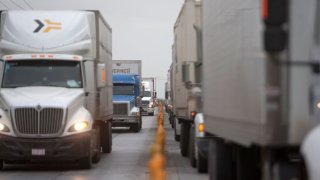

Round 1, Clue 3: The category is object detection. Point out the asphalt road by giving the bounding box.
[0,111,208,180]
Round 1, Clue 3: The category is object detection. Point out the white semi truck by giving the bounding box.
[0,10,113,169]
[112,60,143,132]
[141,78,156,116]
[200,0,320,179]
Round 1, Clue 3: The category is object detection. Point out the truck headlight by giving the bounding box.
[317,101,320,109]
[68,122,89,132]
[0,123,9,132]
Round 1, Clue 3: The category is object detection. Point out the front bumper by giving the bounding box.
[0,132,93,162]
[142,107,154,113]
[112,115,140,127]
[196,138,210,159]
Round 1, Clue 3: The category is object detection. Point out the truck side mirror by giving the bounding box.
[97,63,106,88]
[182,63,190,82]
[182,63,192,89]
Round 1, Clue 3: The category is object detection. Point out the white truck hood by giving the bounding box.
[0,87,84,108]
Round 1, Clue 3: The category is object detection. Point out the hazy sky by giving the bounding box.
[0,0,184,98]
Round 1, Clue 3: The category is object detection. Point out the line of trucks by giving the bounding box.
[0,10,157,170]
[166,0,320,179]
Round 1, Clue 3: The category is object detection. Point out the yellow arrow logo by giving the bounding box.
[34,19,62,33]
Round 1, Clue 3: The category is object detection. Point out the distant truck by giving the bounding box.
[0,10,113,169]
[196,0,320,179]
[141,78,156,116]
[112,60,143,132]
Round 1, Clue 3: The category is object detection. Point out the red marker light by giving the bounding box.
[262,0,268,20]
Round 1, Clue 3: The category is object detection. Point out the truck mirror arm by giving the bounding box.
[269,57,320,67]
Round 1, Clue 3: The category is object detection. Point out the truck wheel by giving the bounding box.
[189,125,196,168]
[174,118,180,141]
[197,152,208,173]
[79,149,92,169]
[170,113,174,128]
[208,138,233,180]
[131,117,142,132]
[0,160,3,170]
[139,116,142,130]
[180,121,190,157]
[132,124,140,132]
[101,121,112,153]
[92,125,101,163]
[235,146,260,180]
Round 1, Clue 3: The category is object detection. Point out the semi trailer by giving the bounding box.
[200,0,320,179]
[171,0,202,159]
[0,10,113,169]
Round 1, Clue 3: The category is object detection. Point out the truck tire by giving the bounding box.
[235,146,260,180]
[180,121,190,157]
[174,118,180,141]
[189,125,196,168]
[131,117,142,132]
[79,145,92,169]
[79,154,92,169]
[101,121,112,153]
[197,152,208,173]
[0,160,3,170]
[208,138,233,180]
[92,125,101,163]
[170,113,174,128]
[139,115,142,130]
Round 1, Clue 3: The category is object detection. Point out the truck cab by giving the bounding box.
[141,78,156,116]
[141,90,154,116]
[112,74,142,132]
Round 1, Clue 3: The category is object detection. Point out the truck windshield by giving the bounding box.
[144,91,152,97]
[2,60,83,88]
[113,85,135,95]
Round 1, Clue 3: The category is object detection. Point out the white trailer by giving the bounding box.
[202,0,320,179]
[172,0,202,157]
[0,10,113,169]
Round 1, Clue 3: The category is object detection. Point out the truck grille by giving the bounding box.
[142,100,149,105]
[113,103,128,115]
[14,108,64,136]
